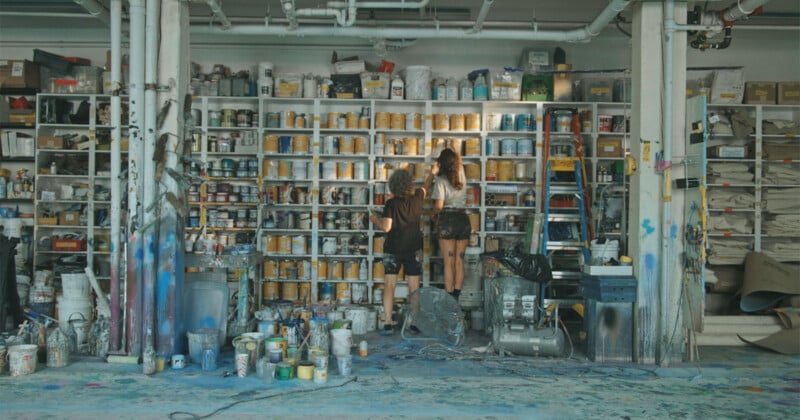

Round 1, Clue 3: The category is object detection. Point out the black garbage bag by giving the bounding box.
[0,236,25,330]
[480,247,553,285]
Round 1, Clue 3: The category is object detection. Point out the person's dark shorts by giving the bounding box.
[436,211,471,240]
[383,250,423,276]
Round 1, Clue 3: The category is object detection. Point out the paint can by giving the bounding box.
[351,283,367,304]
[313,367,328,384]
[350,161,368,181]
[298,282,311,301]
[497,160,514,181]
[208,110,221,127]
[278,260,294,279]
[336,354,352,375]
[405,65,431,100]
[291,235,307,255]
[449,113,465,131]
[375,112,390,129]
[555,111,572,132]
[403,137,419,155]
[281,110,296,128]
[345,112,359,128]
[344,261,360,280]
[297,361,314,380]
[500,138,517,156]
[221,109,236,127]
[268,348,283,364]
[292,135,309,153]
[258,61,274,79]
[346,308,369,335]
[298,260,311,279]
[262,281,279,301]
[433,113,449,131]
[277,235,292,254]
[372,261,384,281]
[236,109,253,127]
[317,161,335,180]
[515,162,530,181]
[390,113,405,130]
[337,162,353,179]
[336,135,352,154]
[276,362,292,380]
[464,163,480,181]
[515,113,533,131]
[335,282,350,303]
[331,329,353,357]
[465,113,481,131]
[598,114,613,132]
[516,138,534,156]
[187,328,221,364]
[265,112,280,128]
[464,138,480,156]
[8,345,37,376]
[372,236,385,255]
[330,260,344,279]
[282,282,299,300]
[277,160,292,179]
[353,136,369,154]
[60,272,90,299]
[263,135,279,153]
[406,112,422,130]
[319,282,334,302]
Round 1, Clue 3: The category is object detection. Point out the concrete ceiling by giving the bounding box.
[0,0,798,31]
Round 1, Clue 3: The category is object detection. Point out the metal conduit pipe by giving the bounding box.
[205,0,231,29]
[72,0,110,26]
[326,0,430,9]
[468,0,495,34]
[109,0,123,354]
[194,0,632,42]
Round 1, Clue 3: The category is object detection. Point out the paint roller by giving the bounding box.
[84,266,112,319]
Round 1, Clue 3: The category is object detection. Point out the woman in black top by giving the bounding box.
[370,167,435,335]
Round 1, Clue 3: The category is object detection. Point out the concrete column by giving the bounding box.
[629,2,663,364]
[155,0,189,357]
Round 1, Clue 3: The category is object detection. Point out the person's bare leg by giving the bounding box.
[454,239,469,291]
[439,238,456,292]
[383,274,397,327]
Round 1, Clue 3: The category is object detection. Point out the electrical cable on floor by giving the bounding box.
[167,377,357,420]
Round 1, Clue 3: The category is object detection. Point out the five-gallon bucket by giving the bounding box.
[60,273,91,299]
[9,344,38,376]
[330,328,352,357]
[187,328,220,364]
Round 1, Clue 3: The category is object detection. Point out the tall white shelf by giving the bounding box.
[34,93,128,285]
[187,97,632,305]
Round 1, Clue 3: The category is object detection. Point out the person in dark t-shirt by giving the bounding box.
[369,166,436,335]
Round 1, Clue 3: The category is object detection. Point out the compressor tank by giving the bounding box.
[492,323,565,357]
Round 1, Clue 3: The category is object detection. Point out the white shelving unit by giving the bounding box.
[187,96,632,306]
[705,103,800,266]
[34,93,128,285]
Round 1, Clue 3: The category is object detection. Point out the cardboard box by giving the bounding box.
[763,141,800,161]
[37,135,65,149]
[0,59,41,89]
[37,216,58,225]
[52,238,85,252]
[744,82,777,104]
[710,69,745,104]
[777,82,800,105]
[58,211,81,226]
[597,138,623,157]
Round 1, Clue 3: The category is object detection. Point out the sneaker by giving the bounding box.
[379,325,394,336]
[408,325,421,335]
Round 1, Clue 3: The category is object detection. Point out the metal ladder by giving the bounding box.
[540,109,593,297]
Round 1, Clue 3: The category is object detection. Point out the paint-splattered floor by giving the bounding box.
[1,330,798,420]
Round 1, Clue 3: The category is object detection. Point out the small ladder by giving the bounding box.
[540,109,593,297]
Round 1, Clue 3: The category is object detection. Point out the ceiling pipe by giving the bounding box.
[468,0,495,34]
[721,0,771,24]
[326,0,430,9]
[193,0,632,42]
[205,0,231,29]
[72,0,110,26]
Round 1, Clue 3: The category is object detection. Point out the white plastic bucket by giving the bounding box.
[57,296,92,334]
[330,328,352,356]
[187,328,220,364]
[8,344,38,376]
[345,308,368,336]
[590,239,620,265]
[405,65,431,100]
[61,273,91,298]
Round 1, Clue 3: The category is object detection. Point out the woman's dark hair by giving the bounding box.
[388,168,415,196]
[437,148,464,190]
